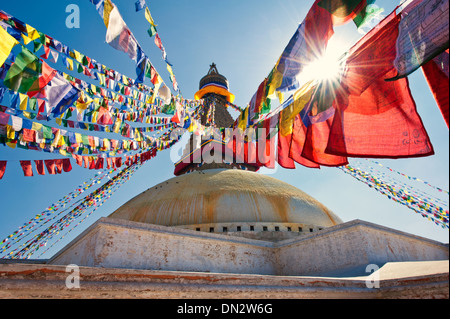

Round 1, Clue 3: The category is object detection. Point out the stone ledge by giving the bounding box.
[0,261,448,299]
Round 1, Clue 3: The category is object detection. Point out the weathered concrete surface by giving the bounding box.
[0,261,448,299]
[48,218,448,277]
[108,169,342,229]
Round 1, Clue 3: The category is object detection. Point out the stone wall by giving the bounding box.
[49,218,448,277]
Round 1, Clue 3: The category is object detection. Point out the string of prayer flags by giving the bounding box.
[1,162,142,259]
[368,159,450,196]
[35,162,142,259]
[338,162,449,229]
[89,0,174,100]
[133,0,180,93]
[3,158,73,177]
[0,169,114,256]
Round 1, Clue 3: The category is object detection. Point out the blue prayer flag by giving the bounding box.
[135,0,146,12]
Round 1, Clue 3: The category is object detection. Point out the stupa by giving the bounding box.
[0,65,447,299]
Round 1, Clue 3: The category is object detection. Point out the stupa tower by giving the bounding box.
[174,64,259,175]
[194,63,235,128]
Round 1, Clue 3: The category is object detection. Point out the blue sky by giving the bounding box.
[0,0,448,259]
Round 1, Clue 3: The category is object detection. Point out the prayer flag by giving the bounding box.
[0,161,6,179]
[135,0,146,12]
[326,11,434,159]
[26,60,57,98]
[147,25,157,37]
[34,160,45,175]
[301,107,347,166]
[422,50,449,128]
[3,46,40,94]
[97,106,113,125]
[0,25,19,67]
[276,1,333,93]
[62,158,72,172]
[277,129,296,169]
[387,0,449,80]
[19,160,33,177]
[45,72,79,118]
[19,93,28,110]
[105,4,138,61]
[55,159,63,174]
[154,33,163,50]
[289,113,320,168]
[145,6,157,27]
[318,0,383,28]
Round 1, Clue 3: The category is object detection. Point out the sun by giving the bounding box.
[299,37,348,84]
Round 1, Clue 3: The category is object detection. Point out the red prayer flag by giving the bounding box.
[289,114,320,168]
[89,157,96,170]
[327,70,434,158]
[44,159,56,174]
[95,157,104,169]
[325,11,434,159]
[0,161,7,179]
[302,109,348,166]
[115,157,122,168]
[97,106,113,125]
[421,50,449,128]
[20,160,33,177]
[22,128,36,142]
[154,33,163,50]
[55,159,63,174]
[34,160,45,175]
[277,130,296,169]
[62,158,72,172]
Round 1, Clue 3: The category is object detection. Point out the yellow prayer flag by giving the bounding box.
[113,119,122,133]
[21,33,33,45]
[70,49,83,63]
[19,93,28,111]
[167,64,174,77]
[75,133,83,144]
[6,125,15,140]
[103,0,114,28]
[0,25,19,68]
[92,111,98,123]
[66,58,74,71]
[31,122,43,132]
[103,138,110,150]
[279,81,315,136]
[145,7,157,27]
[25,24,40,41]
[266,69,283,100]
[237,107,249,132]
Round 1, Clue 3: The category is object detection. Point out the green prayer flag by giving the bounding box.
[3,46,40,94]
[29,98,37,111]
[147,25,157,37]
[42,126,53,139]
[77,62,84,73]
